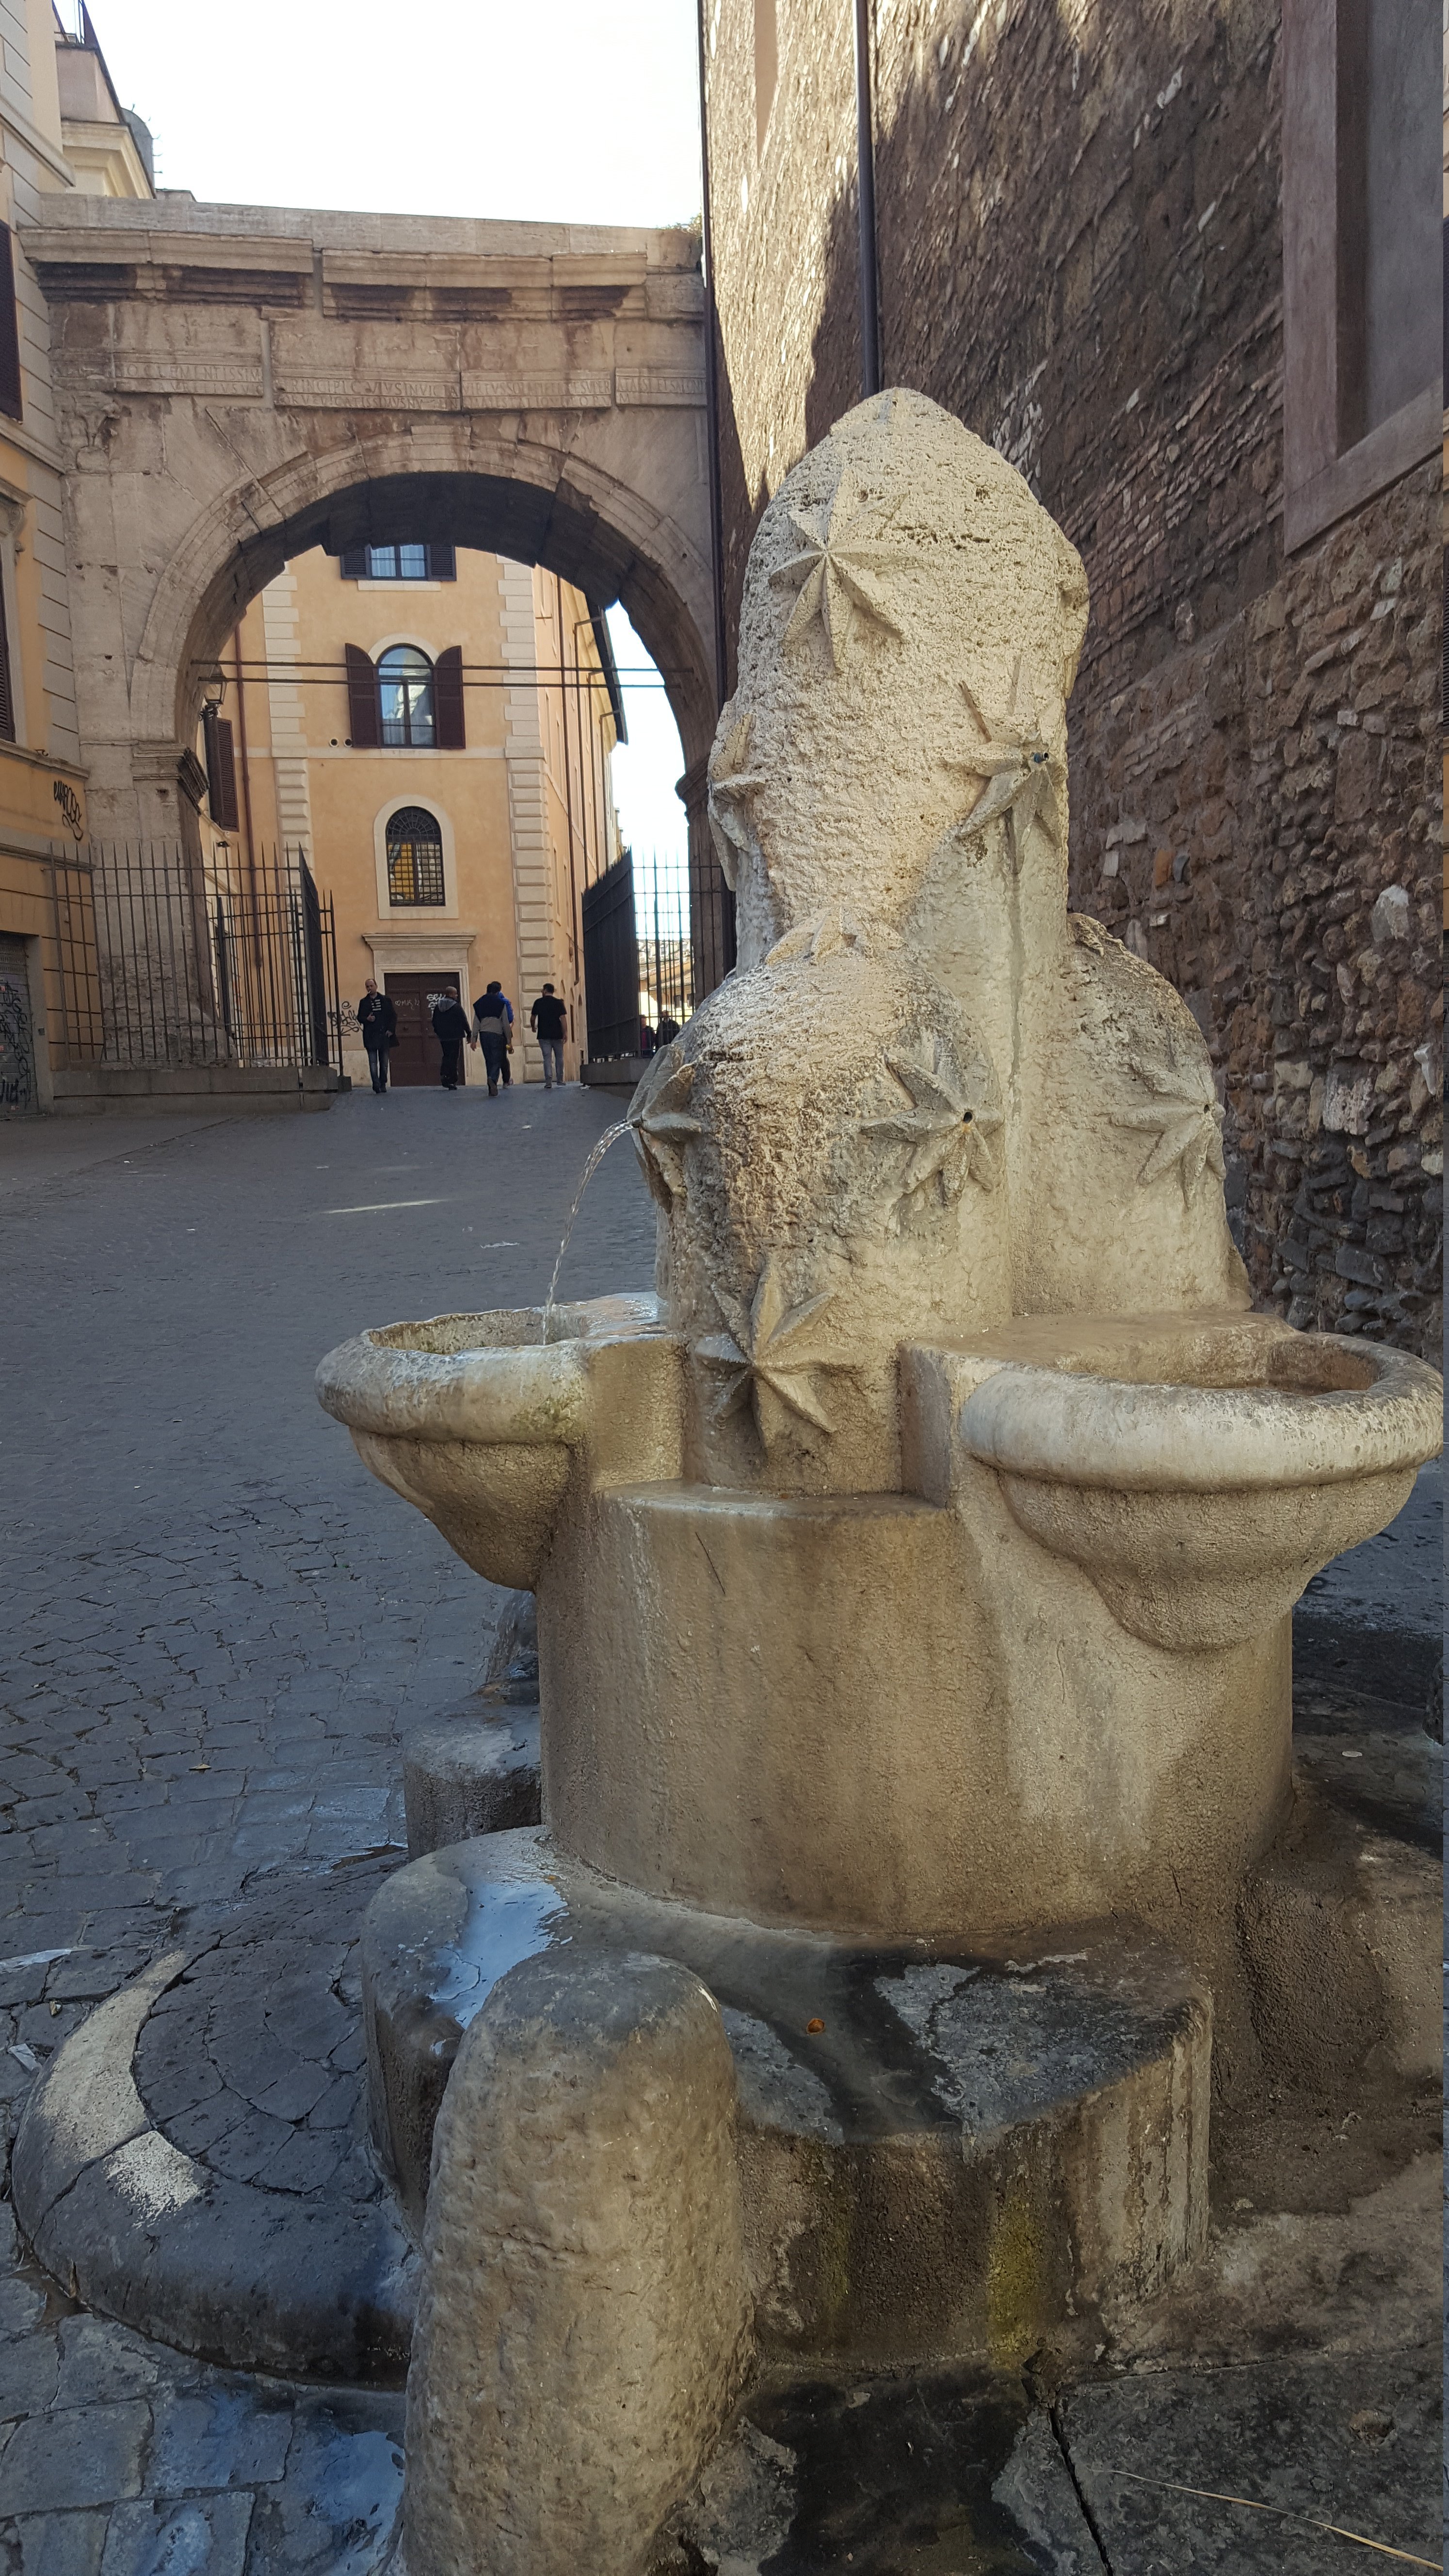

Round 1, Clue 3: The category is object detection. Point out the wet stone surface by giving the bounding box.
[134,1867,386,2206]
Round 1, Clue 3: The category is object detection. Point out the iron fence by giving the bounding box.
[636,872,692,1041]
[49,841,342,1072]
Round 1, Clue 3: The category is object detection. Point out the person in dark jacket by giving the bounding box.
[431,990,474,1091]
[473,981,512,1096]
[357,979,396,1093]
[529,982,567,1089]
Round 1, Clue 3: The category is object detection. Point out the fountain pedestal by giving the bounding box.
[315,392,1441,2574]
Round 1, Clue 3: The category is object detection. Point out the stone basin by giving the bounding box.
[957,1313,1443,1650]
[315,1292,671,1589]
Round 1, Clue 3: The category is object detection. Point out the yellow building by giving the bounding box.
[0,3,139,1109]
[196,543,624,1087]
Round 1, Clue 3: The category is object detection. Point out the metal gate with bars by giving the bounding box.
[48,841,343,1073]
[581,853,693,1063]
[581,852,641,1061]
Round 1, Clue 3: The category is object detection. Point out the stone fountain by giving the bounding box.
[316,393,1441,2572]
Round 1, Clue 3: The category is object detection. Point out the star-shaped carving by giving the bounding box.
[695,1256,843,1449]
[952,657,1061,866]
[769,482,910,673]
[862,1037,1003,1223]
[766,903,871,965]
[627,1047,701,1209]
[1111,1038,1226,1202]
[707,706,766,889]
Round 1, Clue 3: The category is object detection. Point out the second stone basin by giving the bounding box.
[957,1312,1443,1650]
[316,1292,667,1590]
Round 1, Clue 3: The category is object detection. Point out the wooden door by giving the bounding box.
[385,971,462,1086]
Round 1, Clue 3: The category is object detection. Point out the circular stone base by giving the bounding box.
[13,1860,416,2384]
[364,1829,1211,2366]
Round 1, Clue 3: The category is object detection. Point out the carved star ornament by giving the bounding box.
[706,706,765,891]
[861,1036,1003,1226]
[1111,1036,1227,1203]
[769,482,911,674]
[695,1256,846,1449]
[951,656,1063,867]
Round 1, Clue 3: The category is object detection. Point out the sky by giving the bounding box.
[75,0,702,886]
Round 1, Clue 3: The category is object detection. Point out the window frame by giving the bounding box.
[376,643,436,750]
[1281,0,1441,552]
[383,803,448,909]
[339,543,457,581]
[374,795,457,918]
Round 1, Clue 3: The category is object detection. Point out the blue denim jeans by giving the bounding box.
[540,1038,564,1087]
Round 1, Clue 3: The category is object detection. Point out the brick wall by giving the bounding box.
[702,0,1442,1353]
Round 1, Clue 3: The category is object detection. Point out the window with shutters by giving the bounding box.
[378,645,435,747]
[386,805,445,907]
[0,227,22,424]
[339,545,457,581]
[202,705,239,829]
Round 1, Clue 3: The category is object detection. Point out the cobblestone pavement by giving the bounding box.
[0,1082,653,2566]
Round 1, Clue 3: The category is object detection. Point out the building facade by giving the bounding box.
[197,544,623,1087]
[0,2,141,1110]
[697,0,1443,1356]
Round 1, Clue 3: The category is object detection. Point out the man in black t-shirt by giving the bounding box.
[530,983,568,1090]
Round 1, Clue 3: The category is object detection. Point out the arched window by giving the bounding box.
[386,805,445,907]
[378,644,435,748]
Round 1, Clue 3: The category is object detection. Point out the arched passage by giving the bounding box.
[137,448,715,827]
[29,194,728,998]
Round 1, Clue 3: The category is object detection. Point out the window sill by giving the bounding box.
[356,579,442,591]
[1284,383,1441,552]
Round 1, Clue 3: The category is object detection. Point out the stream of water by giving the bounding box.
[541,1121,632,1338]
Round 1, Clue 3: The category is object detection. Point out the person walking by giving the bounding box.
[431,988,474,1092]
[530,982,567,1090]
[473,980,512,1096]
[357,978,396,1093]
[655,1011,680,1048]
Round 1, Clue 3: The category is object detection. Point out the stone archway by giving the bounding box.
[24,196,718,884]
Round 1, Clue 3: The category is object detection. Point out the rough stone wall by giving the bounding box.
[1081,460,1442,1351]
[702,0,1442,1354]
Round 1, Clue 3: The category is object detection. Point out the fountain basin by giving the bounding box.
[957,1315,1442,1650]
[316,1292,676,1589]
[362,1828,1210,2364]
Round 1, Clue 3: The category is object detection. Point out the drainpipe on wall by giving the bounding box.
[853,0,882,398]
[693,0,729,706]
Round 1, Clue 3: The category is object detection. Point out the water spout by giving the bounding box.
[542,1122,632,1338]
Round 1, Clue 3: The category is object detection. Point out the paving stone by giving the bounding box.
[5,2509,110,2576]
[148,2387,291,2493]
[54,2320,168,2411]
[242,2408,403,2576]
[0,2332,60,2423]
[0,2402,151,2514]
[1062,2346,1441,2571]
[99,2496,253,2576]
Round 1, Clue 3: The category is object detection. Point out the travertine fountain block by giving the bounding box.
[319,391,1442,2571]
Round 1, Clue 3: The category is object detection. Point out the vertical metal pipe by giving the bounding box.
[693,0,730,708]
[853,0,882,398]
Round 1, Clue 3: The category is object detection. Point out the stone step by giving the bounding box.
[11,1859,416,2386]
